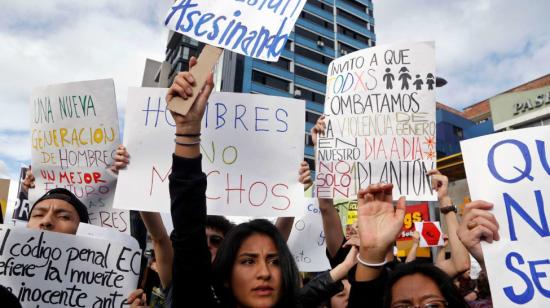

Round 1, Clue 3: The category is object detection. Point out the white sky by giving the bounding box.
[0,0,549,180]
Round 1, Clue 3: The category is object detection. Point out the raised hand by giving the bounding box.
[427,169,448,200]
[298,161,312,190]
[457,200,499,266]
[109,144,130,174]
[166,56,214,134]
[310,115,326,147]
[357,183,406,263]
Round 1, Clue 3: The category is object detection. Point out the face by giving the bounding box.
[330,279,350,308]
[206,227,225,263]
[230,233,281,308]
[390,273,447,308]
[27,199,80,234]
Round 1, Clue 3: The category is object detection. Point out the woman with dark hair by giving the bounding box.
[212,219,301,307]
[384,261,468,308]
[166,58,302,308]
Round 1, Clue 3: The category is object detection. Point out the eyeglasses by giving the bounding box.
[392,300,448,308]
[208,235,224,247]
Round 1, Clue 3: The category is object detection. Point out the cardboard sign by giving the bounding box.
[114,89,305,217]
[461,126,550,307]
[164,0,306,61]
[287,199,331,272]
[316,42,437,201]
[29,79,130,233]
[0,224,140,308]
[414,221,444,247]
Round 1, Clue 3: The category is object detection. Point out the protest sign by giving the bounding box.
[399,202,430,240]
[414,221,444,247]
[316,42,437,201]
[114,89,305,217]
[164,0,306,62]
[0,224,140,308]
[0,178,10,222]
[29,79,130,233]
[461,126,550,307]
[287,199,331,272]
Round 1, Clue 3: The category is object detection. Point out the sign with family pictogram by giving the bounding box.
[315,42,437,201]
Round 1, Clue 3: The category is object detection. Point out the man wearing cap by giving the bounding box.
[26,187,90,235]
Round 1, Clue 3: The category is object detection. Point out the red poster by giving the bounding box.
[398,202,429,241]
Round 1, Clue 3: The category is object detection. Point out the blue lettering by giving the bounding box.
[182,10,201,32]
[504,252,534,304]
[255,107,269,132]
[488,139,534,183]
[528,259,550,297]
[216,103,227,129]
[234,104,248,130]
[164,0,198,29]
[142,97,165,128]
[504,190,549,241]
[194,13,215,36]
[275,108,288,132]
[536,140,550,175]
[226,22,249,49]
[208,16,227,40]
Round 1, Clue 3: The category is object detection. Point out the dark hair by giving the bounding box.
[31,188,90,223]
[206,215,235,236]
[384,261,468,308]
[212,219,300,307]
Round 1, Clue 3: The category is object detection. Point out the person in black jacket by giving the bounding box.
[167,57,302,308]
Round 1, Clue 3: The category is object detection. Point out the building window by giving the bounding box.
[295,45,333,64]
[295,86,325,104]
[453,126,464,139]
[295,65,327,84]
[305,133,314,147]
[300,11,333,30]
[307,0,333,13]
[252,70,290,92]
[337,25,370,45]
[339,42,357,55]
[305,157,315,171]
[264,57,291,70]
[341,0,367,13]
[306,111,321,124]
[294,27,335,49]
[337,8,368,28]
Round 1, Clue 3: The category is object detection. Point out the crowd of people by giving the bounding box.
[0,57,499,308]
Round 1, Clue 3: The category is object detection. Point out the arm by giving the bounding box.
[139,212,173,288]
[311,116,345,258]
[298,246,358,308]
[428,169,470,277]
[350,183,405,308]
[405,231,420,263]
[109,145,130,174]
[168,57,217,307]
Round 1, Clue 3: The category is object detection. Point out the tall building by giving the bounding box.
[154,1,376,169]
[236,0,376,169]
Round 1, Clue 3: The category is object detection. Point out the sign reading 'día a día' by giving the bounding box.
[461,126,550,307]
[29,79,130,233]
[0,224,140,308]
[114,89,305,217]
[164,0,306,61]
[315,42,437,201]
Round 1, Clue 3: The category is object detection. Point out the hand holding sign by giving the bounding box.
[456,200,499,265]
[166,47,221,116]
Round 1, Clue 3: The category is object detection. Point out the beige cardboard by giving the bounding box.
[168,45,223,115]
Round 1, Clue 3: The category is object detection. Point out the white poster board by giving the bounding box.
[461,126,550,307]
[0,224,140,308]
[316,42,437,201]
[414,221,444,247]
[114,89,305,217]
[164,0,306,61]
[29,79,130,233]
[287,199,331,272]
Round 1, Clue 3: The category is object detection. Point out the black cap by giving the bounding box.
[31,188,90,223]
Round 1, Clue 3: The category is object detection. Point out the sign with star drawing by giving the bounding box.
[315,42,437,201]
